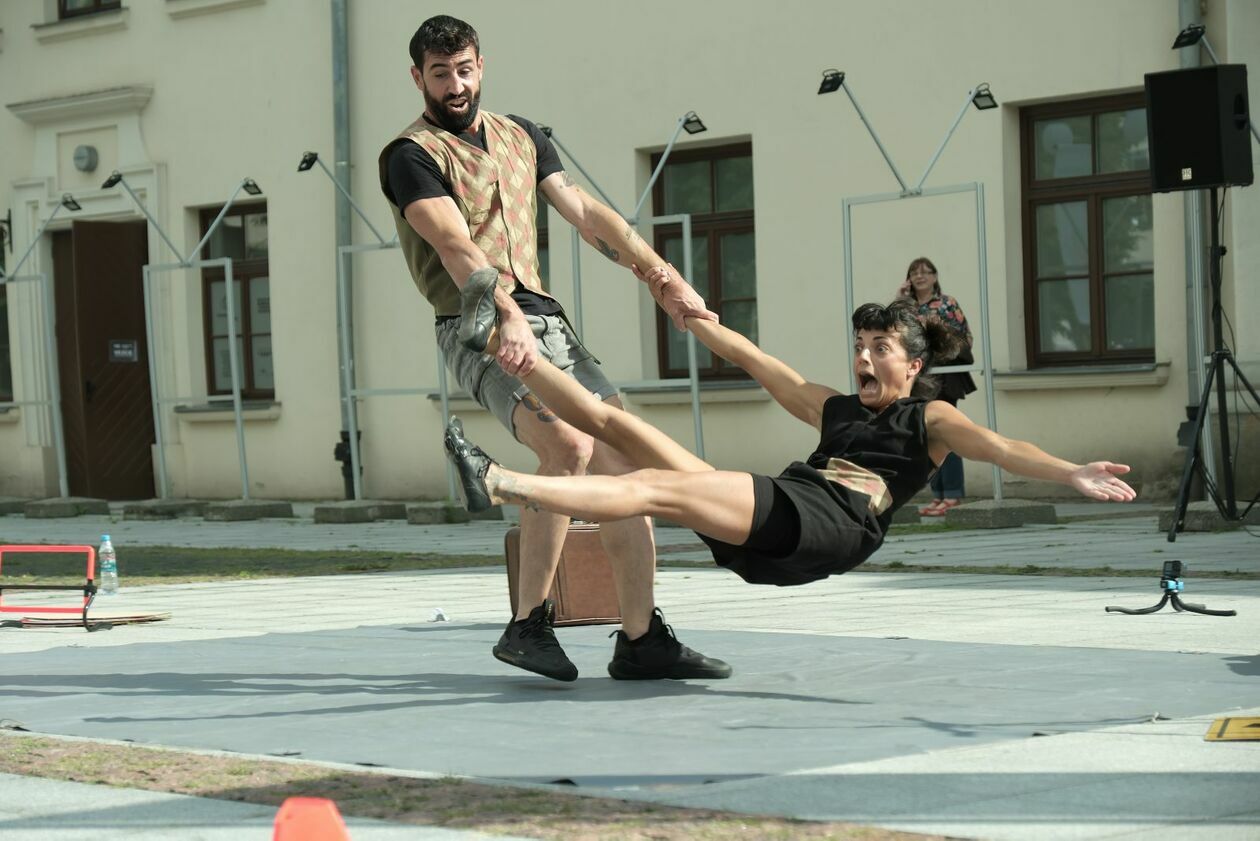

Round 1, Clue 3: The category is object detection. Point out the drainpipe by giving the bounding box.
[1180,0,1207,414]
[330,0,357,499]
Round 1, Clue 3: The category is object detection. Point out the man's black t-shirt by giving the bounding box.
[384,113,563,318]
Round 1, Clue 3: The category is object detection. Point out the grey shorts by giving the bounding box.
[436,313,618,439]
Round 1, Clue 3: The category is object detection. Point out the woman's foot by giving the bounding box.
[918,498,944,516]
[921,498,962,517]
[443,416,497,512]
[457,267,501,353]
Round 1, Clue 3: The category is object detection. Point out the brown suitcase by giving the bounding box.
[504,523,621,626]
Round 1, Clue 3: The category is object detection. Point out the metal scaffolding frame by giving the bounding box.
[0,196,80,498]
[545,111,710,459]
[104,172,259,499]
[301,152,457,502]
[824,75,1005,498]
[335,237,460,503]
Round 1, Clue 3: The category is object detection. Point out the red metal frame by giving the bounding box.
[0,544,97,615]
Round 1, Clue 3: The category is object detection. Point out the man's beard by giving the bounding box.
[424,88,481,134]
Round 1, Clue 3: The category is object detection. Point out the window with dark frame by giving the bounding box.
[1021,93,1153,367]
[199,203,273,400]
[651,142,756,379]
[59,0,121,19]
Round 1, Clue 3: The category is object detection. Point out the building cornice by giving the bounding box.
[6,85,153,126]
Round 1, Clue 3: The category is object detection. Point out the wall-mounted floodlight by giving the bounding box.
[1168,23,1256,144]
[8,192,83,279]
[818,69,845,95]
[971,83,998,110]
[914,83,1000,189]
[1173,23,1206,49]
[242,179,262,196]
[816,69,911,192]
[632,110,709,221]
[100,170,186,262]
[297,151,390,245]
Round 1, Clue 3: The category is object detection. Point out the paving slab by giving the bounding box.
[945,498,1057,529]
[202,501,295,522]
[313,500,407,524]
[0,497,29,515]
[122,500,209,521]
[23,498,110,519]
[406,501,471,525]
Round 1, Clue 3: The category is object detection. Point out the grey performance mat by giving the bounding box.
[1,622,1253,790]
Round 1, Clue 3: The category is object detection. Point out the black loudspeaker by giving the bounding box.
[1144,64,1253,193]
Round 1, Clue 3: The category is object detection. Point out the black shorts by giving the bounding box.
[698,463,885,587]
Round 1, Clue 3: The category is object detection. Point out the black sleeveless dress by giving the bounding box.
[698,395,936,586]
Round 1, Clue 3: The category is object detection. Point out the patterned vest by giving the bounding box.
[379,111,553,316]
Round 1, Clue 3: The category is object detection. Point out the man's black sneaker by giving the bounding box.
[607,608,732,680]
[492,599,578,682]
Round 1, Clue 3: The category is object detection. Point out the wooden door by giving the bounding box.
[52,220,155,500]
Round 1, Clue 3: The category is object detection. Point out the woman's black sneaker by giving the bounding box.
[493,599,578,682]
[607,608,732,680]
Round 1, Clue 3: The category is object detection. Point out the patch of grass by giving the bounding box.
[0,734,940,841]
[0,544,502,587]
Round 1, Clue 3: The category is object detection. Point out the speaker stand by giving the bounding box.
[1167,186,1260,541]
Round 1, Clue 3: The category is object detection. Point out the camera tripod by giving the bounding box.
[1105,560,1236,616]
[1167,185,1260,541]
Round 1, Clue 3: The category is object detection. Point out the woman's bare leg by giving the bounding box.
[488,465,758,546]
[519,353,712,474]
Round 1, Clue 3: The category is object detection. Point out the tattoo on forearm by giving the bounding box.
[622,225,642,245]
[595,238,620,262]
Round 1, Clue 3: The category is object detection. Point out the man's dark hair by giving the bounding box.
[410,15,479,69]
[852,300,962,399]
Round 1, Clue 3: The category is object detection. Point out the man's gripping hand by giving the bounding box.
[633,263,718,331]
[496,309,538,377]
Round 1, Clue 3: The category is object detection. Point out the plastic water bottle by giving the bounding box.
[99,534,118,595]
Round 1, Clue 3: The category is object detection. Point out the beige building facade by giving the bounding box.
[1,0,1257,502]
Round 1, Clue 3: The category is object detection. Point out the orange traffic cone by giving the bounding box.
[273,796,352,841]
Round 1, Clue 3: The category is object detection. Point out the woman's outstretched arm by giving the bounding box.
[925,402,1137,501]
[689,316,839,430]
[636,262,838,429]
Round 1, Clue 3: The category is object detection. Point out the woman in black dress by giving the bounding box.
[446,268,1135,585]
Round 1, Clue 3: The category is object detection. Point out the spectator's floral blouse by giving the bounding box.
[912,294,972,347]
